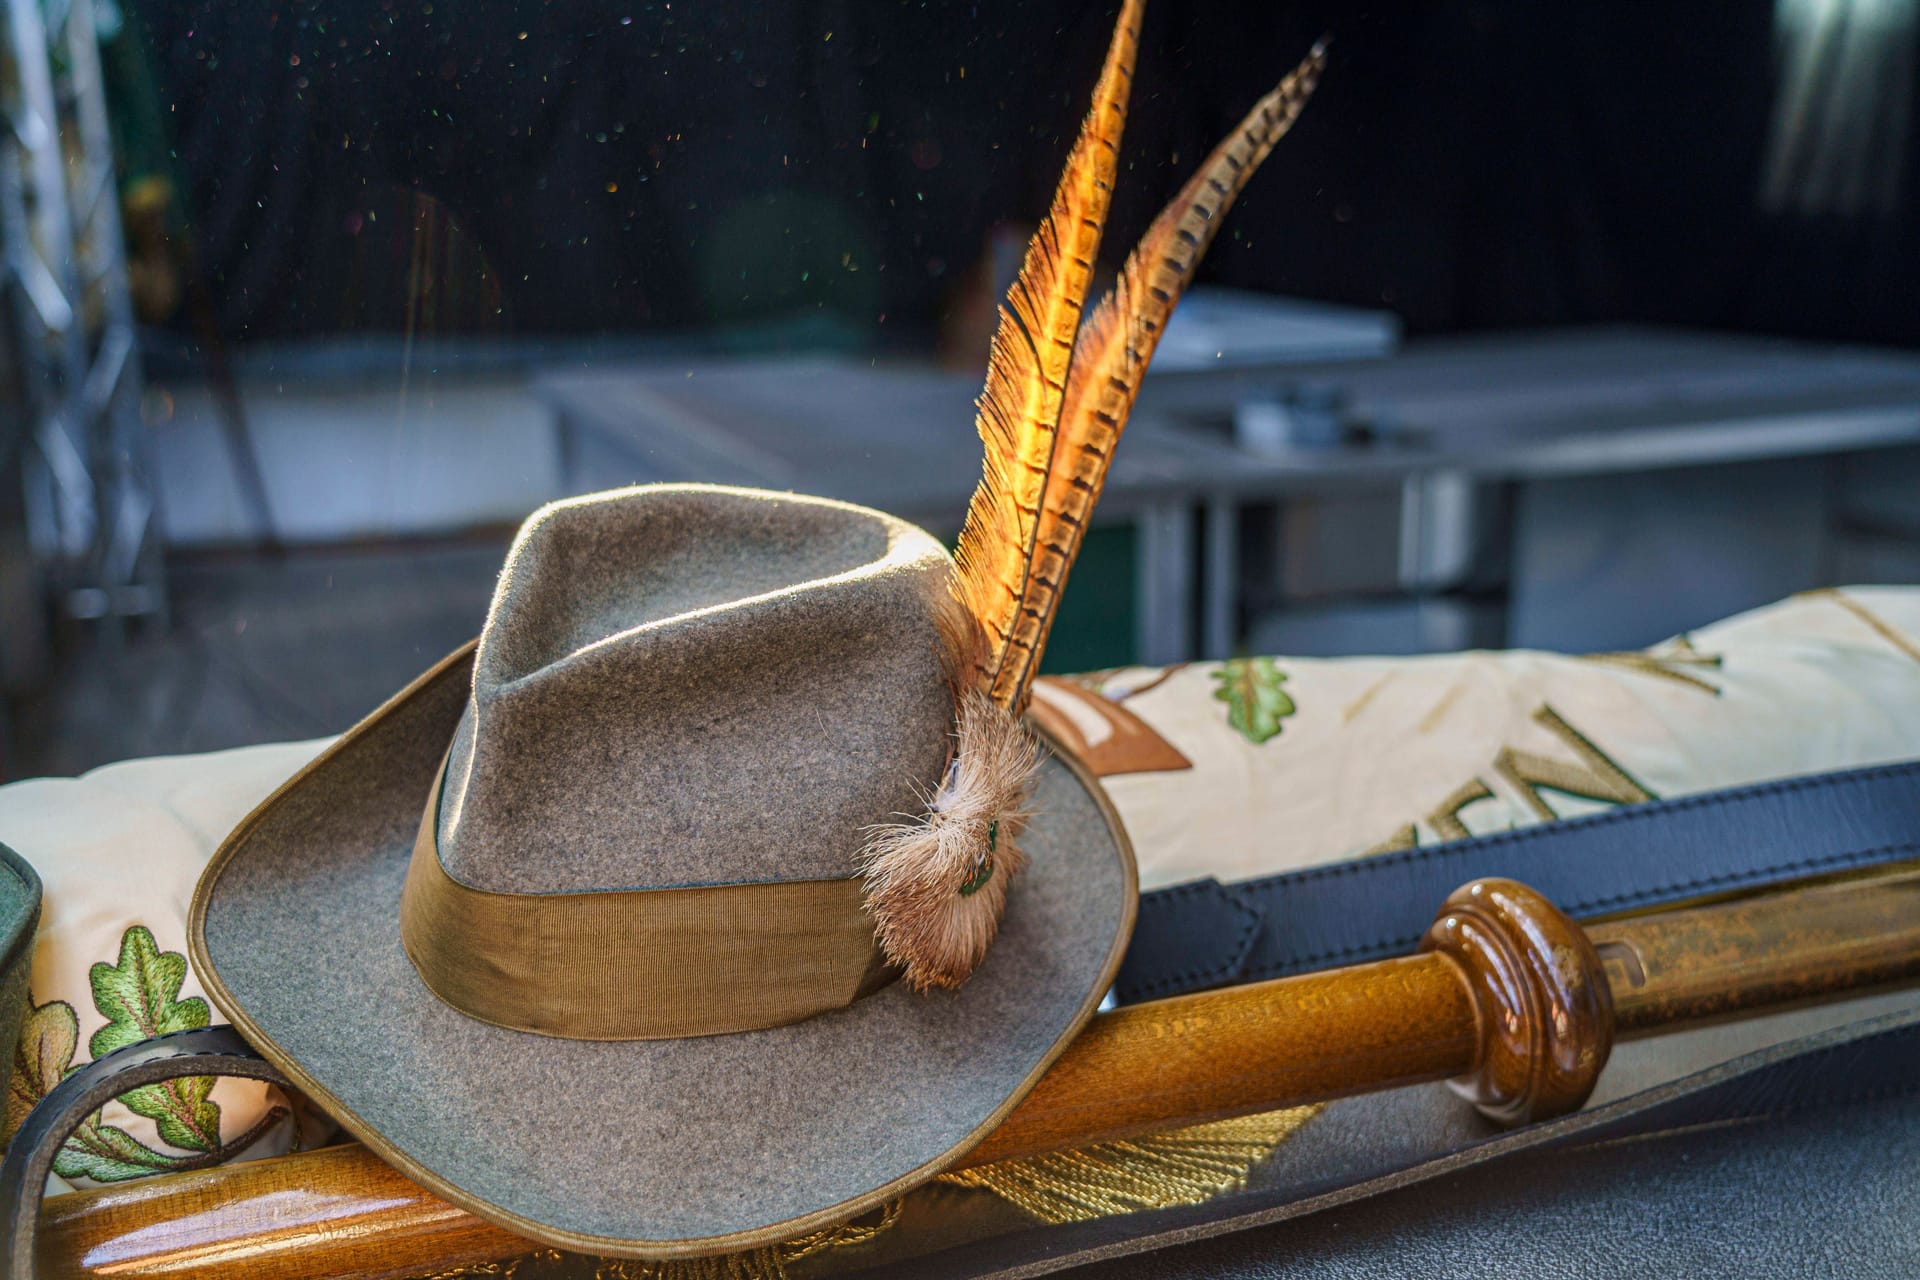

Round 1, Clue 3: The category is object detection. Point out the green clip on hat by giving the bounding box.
[192,0,1325,1256]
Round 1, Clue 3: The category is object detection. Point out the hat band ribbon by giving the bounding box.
[399,758,898,1040]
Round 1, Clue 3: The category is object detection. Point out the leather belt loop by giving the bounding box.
[0,1026,290,1280]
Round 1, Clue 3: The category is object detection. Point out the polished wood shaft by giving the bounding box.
[1590,868,1920,1033]
[39,870,1920,1280]
[964,949,1479,1166]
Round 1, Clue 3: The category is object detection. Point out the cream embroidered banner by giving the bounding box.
[1031,587,1920,892]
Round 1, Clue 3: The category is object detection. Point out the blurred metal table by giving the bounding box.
[536,326,1920,664]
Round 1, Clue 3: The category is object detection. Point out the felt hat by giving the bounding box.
[189,483,1137,1257]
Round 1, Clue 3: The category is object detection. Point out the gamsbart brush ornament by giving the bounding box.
[861,0,1328,990]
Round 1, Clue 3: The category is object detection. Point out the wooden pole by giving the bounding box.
[38,871,1920,1280]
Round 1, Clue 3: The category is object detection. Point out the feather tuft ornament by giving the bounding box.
[862,9,1328,991]
[860,689,1037,990]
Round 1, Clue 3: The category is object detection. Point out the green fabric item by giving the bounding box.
[0,846,43,1133]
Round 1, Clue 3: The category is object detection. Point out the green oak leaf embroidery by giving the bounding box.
[52,1110,196,1183]
[3,930,289,1182]
[89,926,220,1153]
[6,997,78,1143]
[7,994,185,1180]
[1211,656,1296,745]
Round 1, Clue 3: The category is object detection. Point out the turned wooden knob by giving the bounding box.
[1421,877,1614,1127]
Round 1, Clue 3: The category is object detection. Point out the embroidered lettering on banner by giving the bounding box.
[1578,635,1725,695]
[1365,704,1656,854]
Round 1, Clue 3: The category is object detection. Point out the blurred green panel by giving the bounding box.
[1037,524,1136,674]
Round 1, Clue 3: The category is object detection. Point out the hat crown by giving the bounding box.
[436,484,956,894]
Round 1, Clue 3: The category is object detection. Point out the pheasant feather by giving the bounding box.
[1019,41,1329,698]
[951,0,1143,710]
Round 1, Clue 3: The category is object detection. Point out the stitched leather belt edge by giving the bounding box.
[1117,758,1920,1004]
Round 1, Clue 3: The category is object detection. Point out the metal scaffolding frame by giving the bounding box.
[0,0,163,631]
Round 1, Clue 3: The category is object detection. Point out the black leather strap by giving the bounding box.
[1118,758,1920,1003]
[0,1026,288,1280]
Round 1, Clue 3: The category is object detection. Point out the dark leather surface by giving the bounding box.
[1119,760,1920,1002]
[1060,1091,1920,1278]
[0,1025,287,1280]
[909,1005,1920,1279]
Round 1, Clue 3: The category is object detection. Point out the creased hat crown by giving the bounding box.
[436,484,956,894]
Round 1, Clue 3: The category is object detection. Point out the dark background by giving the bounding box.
[120,1,1920,352]
[14,0,1913,779]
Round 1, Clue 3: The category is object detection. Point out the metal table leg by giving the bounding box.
[1135,500,1195,665]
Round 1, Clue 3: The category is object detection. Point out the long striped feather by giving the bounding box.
[952,0,1143,708]
[998,40,1329,706]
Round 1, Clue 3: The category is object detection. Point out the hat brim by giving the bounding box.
[189,642,1137,1258]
